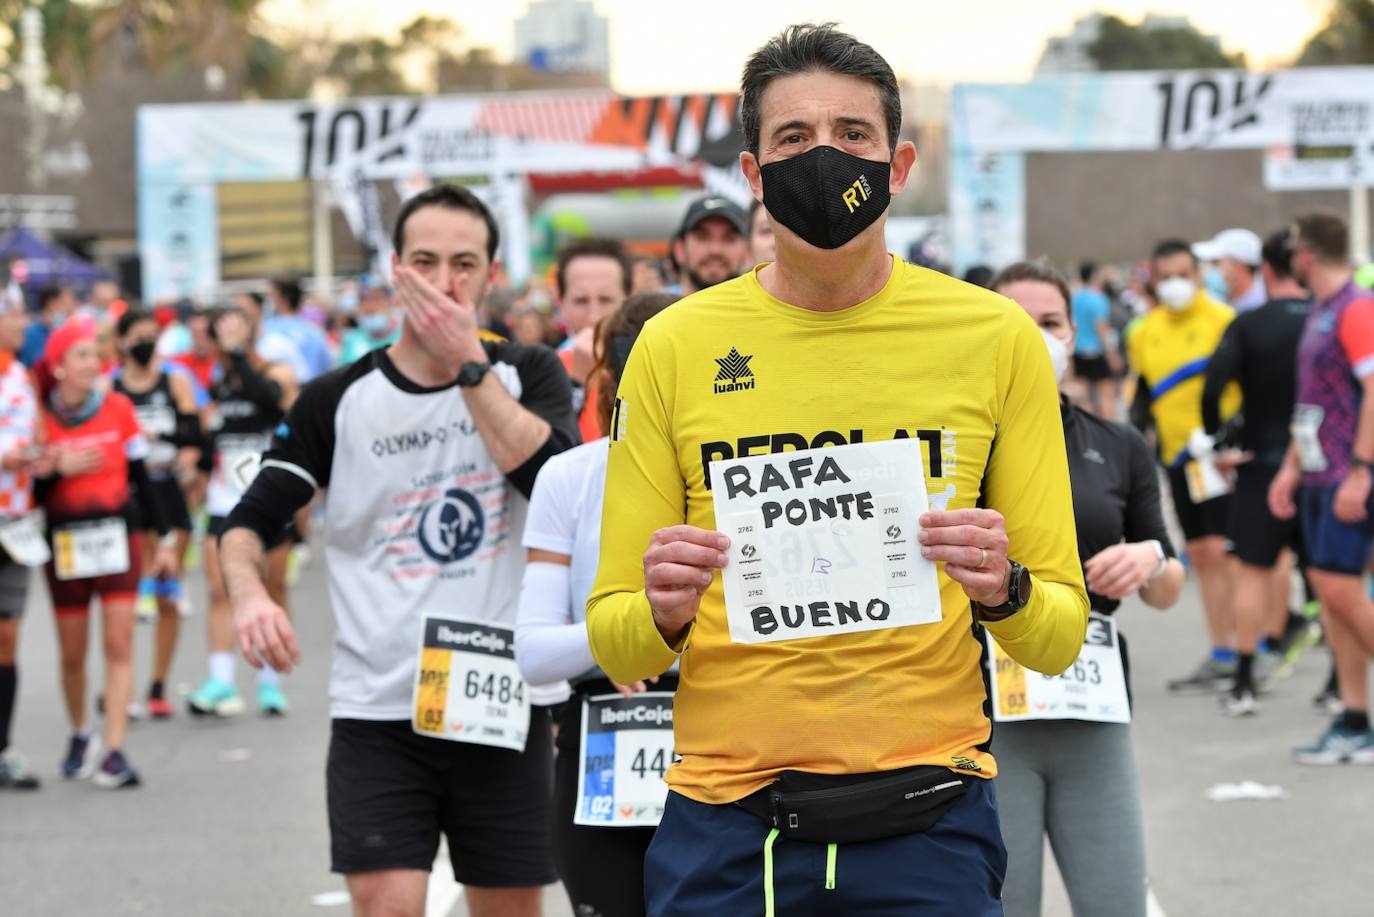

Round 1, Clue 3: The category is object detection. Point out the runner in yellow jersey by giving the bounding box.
[586,23,1088,916]
[1130,239,1241,694]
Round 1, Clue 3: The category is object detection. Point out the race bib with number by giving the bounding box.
[1292,405,1328,473]
[412,616,530,751]
[709,439,942,645]
[53,517,130,581]
[574,692,675,828]
[0,515,50,567]
[1184,456,1233,503]
[989,612,1130,724]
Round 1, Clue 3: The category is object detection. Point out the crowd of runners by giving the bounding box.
[4,21,1374,917]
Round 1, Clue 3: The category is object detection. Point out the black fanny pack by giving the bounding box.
[734,764,968,844]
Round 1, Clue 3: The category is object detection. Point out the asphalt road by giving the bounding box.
[1,547,1368,916]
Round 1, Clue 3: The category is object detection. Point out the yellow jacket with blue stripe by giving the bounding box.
[1129,293,1240,464]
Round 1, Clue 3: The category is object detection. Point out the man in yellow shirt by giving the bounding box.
[587,23,1088,915]
[1130,239,1240,693]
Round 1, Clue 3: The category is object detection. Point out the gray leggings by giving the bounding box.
[994,720,1148,917]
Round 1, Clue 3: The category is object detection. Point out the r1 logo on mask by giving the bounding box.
[760,145,891,250]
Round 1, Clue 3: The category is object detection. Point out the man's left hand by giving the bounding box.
[394,265,487,369]
[920,508,1011,606]
[1334,466,1371,524]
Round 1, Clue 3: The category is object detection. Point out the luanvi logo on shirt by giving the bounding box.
[713,348,755,394]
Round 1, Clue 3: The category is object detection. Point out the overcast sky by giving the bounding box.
[264,0,1331,93]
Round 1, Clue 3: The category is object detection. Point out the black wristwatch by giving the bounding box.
[457,361,492,388]
[1352,455,1373,472]
[974,560,1032,620]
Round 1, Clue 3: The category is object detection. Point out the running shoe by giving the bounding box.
[59,733,100,780]
[0,749,41,790]
[146,696,175,720]
[1313,688,1344,716]
[1293,718,1374,765]
[135,593,158,623]
[1167,656,1234,693]
[258,682,289,717]
[187,677,245,717]
[1220,688,1259,717]
[92,749,141,789]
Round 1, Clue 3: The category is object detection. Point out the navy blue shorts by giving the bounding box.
[1299,485,1374,575]
[645,777,1005,916]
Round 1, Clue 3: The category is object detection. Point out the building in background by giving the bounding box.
[513,0,611,78]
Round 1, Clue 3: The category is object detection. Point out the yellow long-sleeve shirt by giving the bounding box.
[587,257,1089,804]
[1128,292,1240,464]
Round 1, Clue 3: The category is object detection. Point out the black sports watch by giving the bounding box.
[974,559,1032,620]
[457,361,492,388]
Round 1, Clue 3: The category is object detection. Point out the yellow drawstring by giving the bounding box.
[763,828,781,917]
[825,843,837,890]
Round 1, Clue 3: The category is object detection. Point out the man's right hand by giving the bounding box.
[1268,464,1301,520]
[233,590,301,674]
[643,525,729,645]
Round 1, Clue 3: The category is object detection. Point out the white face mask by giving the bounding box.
[1041,328,1070,385]
[1156,277,1198,311]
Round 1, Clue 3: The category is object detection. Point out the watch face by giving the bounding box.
[1014,563,1031,604]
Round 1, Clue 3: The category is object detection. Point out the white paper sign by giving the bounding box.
[1292,404,1328,473]
[0,515,51,567]
[1184,457,1233,503]
[989,613,1131,724]
[709,440,942,644]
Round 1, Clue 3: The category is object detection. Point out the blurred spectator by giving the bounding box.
[20,284,77,367]
[962,264,994,288]
[669,196,749,296]
[555,238,630,360]
[484,287,517,340]
[263,276,332,382]
[337,279,400,366]
[233,291,311,383]
[1194,229,1266,313]
[631,255,667,295]
[1071,261,1123,416]
[748,198,776,266]
[88,280,121,313]
[169,308,218,392]
[512,307,554,348]
[555,237,631,443]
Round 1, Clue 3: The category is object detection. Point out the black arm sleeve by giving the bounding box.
[1129,377,1154,441]
[222,365,348,544]
[163,410,204,451]
[129,459,170,537]
[494,342,580,499]
[1201,320,1242,438]
[224,466,315,547]
[226,352,283,414]
[1121,426,1177,558]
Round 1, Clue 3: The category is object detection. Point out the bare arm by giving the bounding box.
[1140,557,1185,609]
[462,374,552,474]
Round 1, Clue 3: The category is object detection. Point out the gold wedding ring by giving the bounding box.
[978,548,988,569]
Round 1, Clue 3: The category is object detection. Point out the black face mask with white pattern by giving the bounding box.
[759,145,891,250]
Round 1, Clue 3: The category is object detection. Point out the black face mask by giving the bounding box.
[759,145,891,250]
[130,341,157,366]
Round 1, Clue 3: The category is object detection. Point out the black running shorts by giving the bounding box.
[326,711,556,886]
[130,476,193,534]
[1166,464,1232,543]
[1228,463,1302,567]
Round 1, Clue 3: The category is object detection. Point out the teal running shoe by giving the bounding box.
[257,682,289,717]
[187,677,244,717]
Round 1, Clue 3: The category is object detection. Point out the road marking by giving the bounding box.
[426,839,464,917]
[1148,888,1168,917]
